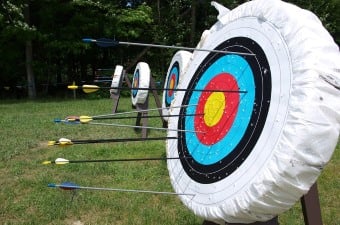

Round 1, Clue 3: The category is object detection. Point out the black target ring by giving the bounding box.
[178,37,271,184]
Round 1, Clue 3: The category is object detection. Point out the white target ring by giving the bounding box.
[110,65,124,94]
[162,51,192,120]
[131,62,150,106]
[167,0,340,223]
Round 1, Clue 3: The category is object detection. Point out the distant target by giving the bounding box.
[110,65,124,94]
[167,0,340,224]
[162,51,192,120]
[131,62,150,106]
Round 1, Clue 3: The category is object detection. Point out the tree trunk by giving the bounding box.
[24,2,36,99]
[190,0,197,46]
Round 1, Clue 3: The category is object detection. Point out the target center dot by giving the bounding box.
[204,92,225,127]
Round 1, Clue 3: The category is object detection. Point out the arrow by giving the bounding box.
[48,182,195,196]
[68,84,248,94]
[43,156,192,165]
[54,105,197,124]
[82,38,255,56]
[68,104,197,119]
[48,136,177,146]
[55,113,203,124]
[72,121,203,133]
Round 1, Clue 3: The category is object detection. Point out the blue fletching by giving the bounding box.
[48,183,57,188]
[54,118,62,123]
[96,38,119,48]
[82,38,94,43]
[60,182,80,190]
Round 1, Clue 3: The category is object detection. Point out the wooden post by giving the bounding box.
[110,70,127,113]
[135,95,149,138]
[149,75,168,128]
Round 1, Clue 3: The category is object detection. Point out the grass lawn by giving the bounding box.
[0,97,338,225]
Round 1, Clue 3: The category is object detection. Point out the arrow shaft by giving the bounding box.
[93,39,254,56]
[66,157,190,163]
[92,104,196,119]
[84,85,247,93]
[90,113,203,120]
[86,121,203,133]
[50,184,194,196]
[63,136,177,145]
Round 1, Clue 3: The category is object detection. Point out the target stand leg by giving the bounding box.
[110,92,120,114]
[149,75,168,128]
[135,95,149,138]
[124,71,132,89]
[300,182,322,225]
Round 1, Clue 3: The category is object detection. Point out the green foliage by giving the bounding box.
[115,3,154,39]
[0,0,338,98]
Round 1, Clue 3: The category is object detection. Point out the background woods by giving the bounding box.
[0,0,338,99]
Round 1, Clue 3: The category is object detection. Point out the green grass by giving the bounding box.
[0,97,338,225]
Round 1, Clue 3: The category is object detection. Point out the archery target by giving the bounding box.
[131,62,150,106]
[110,65,124,94]
[167,0,340,223]
[162,51,192,120]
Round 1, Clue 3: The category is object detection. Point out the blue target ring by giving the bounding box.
[165,63,180,107]
[132,69,139,97]
[178,37,272,184]
[185,55,255,165]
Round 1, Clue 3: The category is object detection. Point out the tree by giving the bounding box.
[0,1,36,98]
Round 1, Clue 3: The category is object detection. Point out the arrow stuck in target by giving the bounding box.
[68,84,248,94]
[48,136,177,146]
[54,113,203,124]
[48,182,195,196]
[42,156,192,165]
[82,38,255,56]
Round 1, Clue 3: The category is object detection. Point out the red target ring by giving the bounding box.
[195,73,239,145]
[168,73,177,97]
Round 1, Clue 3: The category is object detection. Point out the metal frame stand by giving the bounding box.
[202,182,322,225]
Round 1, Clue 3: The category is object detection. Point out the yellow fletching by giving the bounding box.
[67,85,79,90]
[42,161,52,165]
[79,116,93,123]
[82,85,100,93]
[48,141,56,146]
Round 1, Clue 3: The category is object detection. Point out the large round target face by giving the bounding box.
[179,37,270,183]
[131,62,150,106]
[162,51,192,120]
[167,1,340,223]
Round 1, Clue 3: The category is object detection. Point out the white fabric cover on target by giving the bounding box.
[131,62,150,106]
[110,65,124,94]
[162,51,192,120]
[166,0,340,223]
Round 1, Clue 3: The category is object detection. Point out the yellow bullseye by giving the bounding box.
[169,77,175,89]
[204,92,225,127]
